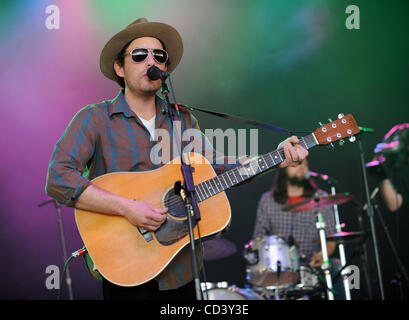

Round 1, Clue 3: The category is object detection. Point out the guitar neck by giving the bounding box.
[194,133,319,202]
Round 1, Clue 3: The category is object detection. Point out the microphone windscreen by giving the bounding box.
[147,66,161,80]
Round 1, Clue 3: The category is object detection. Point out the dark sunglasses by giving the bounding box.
[129,47,168,64]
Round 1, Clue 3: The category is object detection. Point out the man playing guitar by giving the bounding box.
[45,18,308,300]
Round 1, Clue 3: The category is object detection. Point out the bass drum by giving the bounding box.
[201,282,265,300]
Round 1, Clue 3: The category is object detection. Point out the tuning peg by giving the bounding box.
[349,135,356,143]
[318,121,324,127]
[338,113,344,119]
[329,143,335,148]
[339,139,345,146]
[328,118,333,123]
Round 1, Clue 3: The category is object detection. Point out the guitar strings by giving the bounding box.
[154,138,313,209]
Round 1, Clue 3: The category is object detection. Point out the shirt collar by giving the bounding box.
[108,90,169,119]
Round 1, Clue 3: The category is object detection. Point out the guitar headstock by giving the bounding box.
[313,114,360,146]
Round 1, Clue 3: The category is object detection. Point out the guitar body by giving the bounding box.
[75,152,231,287]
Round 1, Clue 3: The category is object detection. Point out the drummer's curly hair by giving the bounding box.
[271,168,317,204]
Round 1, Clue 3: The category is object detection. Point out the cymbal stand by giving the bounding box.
[330,185,351,300]
[315,198,334,300]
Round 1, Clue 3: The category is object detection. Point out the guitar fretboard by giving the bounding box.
[194,133,318,202]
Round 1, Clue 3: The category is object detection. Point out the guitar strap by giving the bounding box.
[175,103,294,135]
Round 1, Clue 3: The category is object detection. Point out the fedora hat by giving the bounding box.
[100,18,183,82]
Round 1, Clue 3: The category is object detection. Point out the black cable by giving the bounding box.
[57,255,74,300]
[57,247,86,300]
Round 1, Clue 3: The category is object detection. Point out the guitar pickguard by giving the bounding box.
[153,188,197,245]
[154,215,196,246]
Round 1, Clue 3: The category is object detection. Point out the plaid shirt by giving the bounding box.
[252,190,336,264]
[46,90,237,290]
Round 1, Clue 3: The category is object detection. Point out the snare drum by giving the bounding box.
[244,235,299,288]
[201,282,265,300]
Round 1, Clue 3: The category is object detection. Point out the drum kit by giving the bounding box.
[202,192,362,300]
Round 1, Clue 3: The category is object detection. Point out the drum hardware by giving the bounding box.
[244,235,300,289]
[201,282,265,300]
[201,281,229,291]
[282,193,354,212]
[315,203,335,300]
[243,189,359,300]
[298,266,320,289]
[282,190,355,300]
[329,184,352,300]
[331,232,370,285]
[243,245,259,265]
[325,231,363,242]
[275,261,282,300]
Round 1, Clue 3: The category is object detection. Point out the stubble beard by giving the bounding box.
[126,75,161,98]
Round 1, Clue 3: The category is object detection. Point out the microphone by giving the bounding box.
[305,171,338,184]
[358,126,375,133]
[147,66,169,81]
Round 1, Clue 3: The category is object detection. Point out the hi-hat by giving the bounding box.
[326,231,363,242]
[203,238,237,261]
[282,193,354,212]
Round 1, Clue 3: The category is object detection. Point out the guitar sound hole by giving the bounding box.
[164,189,187,218]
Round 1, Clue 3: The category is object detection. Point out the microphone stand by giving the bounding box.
[160,78,203,300]
[371,189,409,295]
[357,137,385,299]
[38,199,74,300]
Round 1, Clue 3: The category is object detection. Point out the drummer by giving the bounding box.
[252,159,345,299]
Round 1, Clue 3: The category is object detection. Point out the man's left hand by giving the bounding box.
[278,135,309,168]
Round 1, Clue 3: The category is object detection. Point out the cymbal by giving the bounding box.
[282,193,354,212]
[326,231,363,242]
[203,238,237,261]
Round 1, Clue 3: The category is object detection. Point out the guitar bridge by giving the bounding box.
[137,226,153,242]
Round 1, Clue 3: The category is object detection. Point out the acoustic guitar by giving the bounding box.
[75,114,360,286]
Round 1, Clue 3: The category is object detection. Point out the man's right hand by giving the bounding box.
[75,184,168,231]
[122,200,168,231]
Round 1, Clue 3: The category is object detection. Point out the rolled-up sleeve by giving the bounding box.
[45,107,97,207]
